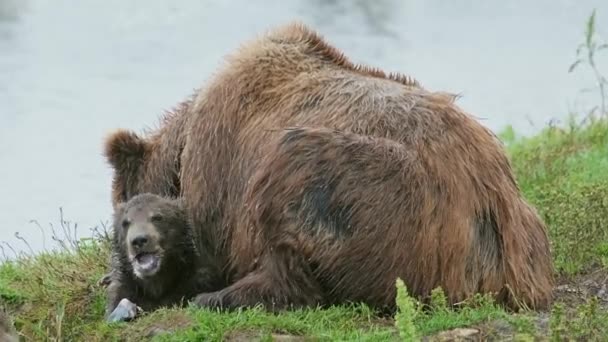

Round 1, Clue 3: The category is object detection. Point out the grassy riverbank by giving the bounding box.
[0,113,607,341]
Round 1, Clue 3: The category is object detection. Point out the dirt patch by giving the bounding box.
[119,311,193,341]
[553,266,608,308]
[224,330,310,342]
[423,327,482,341]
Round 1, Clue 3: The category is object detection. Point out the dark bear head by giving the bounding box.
[112,193,195,280]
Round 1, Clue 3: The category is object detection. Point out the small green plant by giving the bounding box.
[548,297,608,341]
[507,314,536,336]
[573,296,603,339]
[549,303,566,342]
[498,124,517,145]
[428,287,448,313]
[394,278,420,341]
[596,242,608,267]
[569,9,608,117]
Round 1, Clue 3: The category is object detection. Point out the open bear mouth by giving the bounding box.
[131,252,161,278]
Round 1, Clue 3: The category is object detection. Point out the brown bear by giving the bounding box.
[102,22,554,313]
[105,193,225,322]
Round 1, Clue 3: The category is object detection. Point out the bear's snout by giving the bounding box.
[125,220,161,256]
[130,234,150,250]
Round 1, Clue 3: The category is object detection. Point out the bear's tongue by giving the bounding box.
[136,253,158,271]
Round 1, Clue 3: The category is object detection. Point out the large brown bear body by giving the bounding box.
[103,22,554,313]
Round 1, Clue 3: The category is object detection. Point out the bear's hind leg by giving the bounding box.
[192,246,324,312]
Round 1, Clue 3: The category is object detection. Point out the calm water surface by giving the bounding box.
[1,0,607,254]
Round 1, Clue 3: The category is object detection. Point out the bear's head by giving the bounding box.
[112,193,195,280]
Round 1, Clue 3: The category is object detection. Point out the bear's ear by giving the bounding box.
[111,201,128,222]
[103,129,148,172]
[104,129,150,205]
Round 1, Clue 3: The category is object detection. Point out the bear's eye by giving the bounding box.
[121,219,130,229]
[150,213,163,222]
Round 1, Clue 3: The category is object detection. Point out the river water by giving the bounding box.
[1,0,607,255]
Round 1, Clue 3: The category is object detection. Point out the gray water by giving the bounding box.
[1,0,607,255]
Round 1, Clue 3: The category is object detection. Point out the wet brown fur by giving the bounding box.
[103,22,554,313]
[105,193,224,317]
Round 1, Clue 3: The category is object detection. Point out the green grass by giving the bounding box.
[1,114,607,341]
[501,114,608,275]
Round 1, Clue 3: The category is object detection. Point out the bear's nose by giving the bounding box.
[130,235,149,250]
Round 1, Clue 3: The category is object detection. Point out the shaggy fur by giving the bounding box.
[105,193,224,316]
[103,22,554,313]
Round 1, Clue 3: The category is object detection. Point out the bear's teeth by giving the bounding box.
[136,254,158,271]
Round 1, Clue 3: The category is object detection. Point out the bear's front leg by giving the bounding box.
[105,275,141,322]
[191,252,324,312]
[192,291,225,309]
[192,273,289,311]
